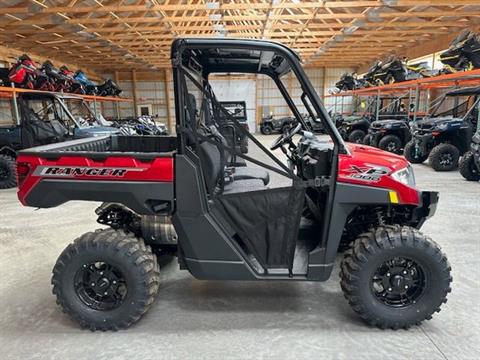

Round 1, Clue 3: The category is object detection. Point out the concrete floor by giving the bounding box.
[0,135,479,360]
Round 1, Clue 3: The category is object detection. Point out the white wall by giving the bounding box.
[210,78,256,132]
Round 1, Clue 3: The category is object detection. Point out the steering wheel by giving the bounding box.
[270,122,302,150]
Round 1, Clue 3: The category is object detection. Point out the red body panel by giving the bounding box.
[338,143,419,205]
[17,154,174,206]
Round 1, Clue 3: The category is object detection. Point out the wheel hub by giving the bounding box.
[372,257,425,307]
[387,141,397,152]
[440,153,453,166]
[74,261,127,311]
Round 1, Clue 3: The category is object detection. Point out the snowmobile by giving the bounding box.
[440,30,480,73]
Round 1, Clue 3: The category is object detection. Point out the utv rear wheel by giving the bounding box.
[0,154,17,189]
[404,141,428,164]
[429,143,460,171]
[340,226,452,330]
[52,229,160,331]
[459,151,480,181]
[348,129,366,144]
[379,135,402,154]
[261,125,273,135]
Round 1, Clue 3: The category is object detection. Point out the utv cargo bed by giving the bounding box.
[17,135,176,215]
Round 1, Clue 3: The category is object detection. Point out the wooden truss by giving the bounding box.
[0,0,479,72]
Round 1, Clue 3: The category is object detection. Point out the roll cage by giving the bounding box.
[171,38,348,156]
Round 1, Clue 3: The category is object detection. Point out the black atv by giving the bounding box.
[259,114,296,135]
[404,87,479,171]
[366,118,411,154]
[459,131,480,181]
[337,114,372,143]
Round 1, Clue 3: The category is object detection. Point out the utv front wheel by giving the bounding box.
[459,151,480,181]
[0,154,17,189]
[52,229,160,331]
[404,141,428,164]
[429,143,460,171]
[378,135,402,154]
[340,226,451,329]
[348,129,366,144]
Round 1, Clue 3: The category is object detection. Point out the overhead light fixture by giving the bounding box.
[206,2,220,10]
[344,26,359,35]
[213,24,225,31]
[209,14,222,21]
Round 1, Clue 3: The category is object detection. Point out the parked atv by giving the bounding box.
[459,131,480,181]
[337,114,372,143]
[366,118,411,154]
[15,38,451,331]
[260,114,297,135]
[404,86,479,171]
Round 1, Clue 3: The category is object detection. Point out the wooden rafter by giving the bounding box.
[0,0,478,71]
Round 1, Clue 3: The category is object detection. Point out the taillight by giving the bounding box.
[432,131,441,136]
[16,162,31,187]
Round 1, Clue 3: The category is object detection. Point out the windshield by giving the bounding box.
[63,98,97,128]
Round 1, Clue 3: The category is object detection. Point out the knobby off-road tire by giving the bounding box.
[52,229,160,331]
[403,141,428,164]
[348,129,366,144]
[363,134,372,146]
[260,125,273,135]
[459,151,480,181]
[340,226,452,330]
[0,154,17,189]
[378,135,402,154]
[429,143,460,171]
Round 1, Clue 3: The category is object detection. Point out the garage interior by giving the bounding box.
[0,1,479,359]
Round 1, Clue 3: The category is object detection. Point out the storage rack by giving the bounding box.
[326,69,480,132]
[0,85,133,125]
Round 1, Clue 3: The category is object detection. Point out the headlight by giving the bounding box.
[435,122,448,131]
[391,165,416,187]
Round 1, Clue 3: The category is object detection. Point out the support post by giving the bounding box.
[413,84,420,123]
[114,71,121,120]
[11,84,20,125]
[132,70,138,117]
[164,69,172,133]
[375,89,381,122]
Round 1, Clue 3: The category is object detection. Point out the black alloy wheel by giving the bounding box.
[371,257,426,307]
[74,261,128,311]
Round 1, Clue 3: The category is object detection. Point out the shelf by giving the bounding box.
[325,69,480,97]
[0,85,133,103]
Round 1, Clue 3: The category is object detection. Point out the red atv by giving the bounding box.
[16,39,451,331]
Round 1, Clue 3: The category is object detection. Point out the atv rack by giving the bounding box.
[327,68,480,131]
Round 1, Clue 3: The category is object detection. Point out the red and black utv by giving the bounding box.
[16,39,451,331]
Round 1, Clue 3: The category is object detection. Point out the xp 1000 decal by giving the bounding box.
[346,165,390,182]
[33,166,143,178]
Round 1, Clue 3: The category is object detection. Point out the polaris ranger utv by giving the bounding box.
[0,91,120,188]
[404,86,479,171]
[459,131,480,181]
[16,39,451,331]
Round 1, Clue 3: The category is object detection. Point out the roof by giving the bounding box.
[1,1,479,71]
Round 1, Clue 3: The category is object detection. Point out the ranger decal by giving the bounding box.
[33,166,143,178]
